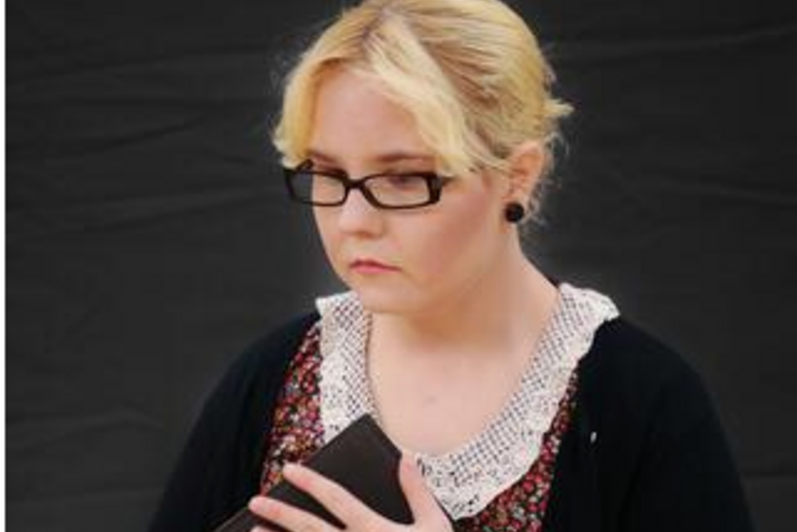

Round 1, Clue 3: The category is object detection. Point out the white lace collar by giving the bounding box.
[314,281,620,519]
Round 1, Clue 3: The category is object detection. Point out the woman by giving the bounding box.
[149,1,755,531]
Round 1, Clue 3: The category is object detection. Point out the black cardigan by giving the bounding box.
[148,312,755,532]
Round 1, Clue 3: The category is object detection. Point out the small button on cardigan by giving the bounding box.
[148,312,755,532]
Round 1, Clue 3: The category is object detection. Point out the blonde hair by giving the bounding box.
[272,0,573,219]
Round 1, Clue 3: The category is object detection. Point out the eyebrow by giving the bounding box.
[307,148,435,165]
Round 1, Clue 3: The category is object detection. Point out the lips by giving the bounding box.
[350,258,399,271]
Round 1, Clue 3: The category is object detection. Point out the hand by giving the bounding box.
[248,455,454,532]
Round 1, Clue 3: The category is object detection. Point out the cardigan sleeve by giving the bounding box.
[618,363,755,532]
[147,350,258,532]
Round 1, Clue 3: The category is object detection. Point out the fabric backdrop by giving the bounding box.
[7,1,796,531]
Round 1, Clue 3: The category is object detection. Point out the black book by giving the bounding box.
[210,414,417,532]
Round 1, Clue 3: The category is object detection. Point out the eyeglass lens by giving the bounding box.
[291,171,434,207]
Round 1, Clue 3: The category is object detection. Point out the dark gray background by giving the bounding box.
[7,1,796,531]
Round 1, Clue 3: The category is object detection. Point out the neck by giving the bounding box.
[369,238,559,363]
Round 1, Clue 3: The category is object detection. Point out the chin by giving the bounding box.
[352,287,404,315]
[349,282,425,317]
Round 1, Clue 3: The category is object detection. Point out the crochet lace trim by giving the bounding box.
[315,281,619,519]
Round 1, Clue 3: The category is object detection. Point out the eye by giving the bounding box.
[384,174,423,187]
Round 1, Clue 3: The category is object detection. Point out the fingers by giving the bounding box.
[250,459,449,532]
[249,495,334,532]
[398,455,449,528]
[281,462,380,529]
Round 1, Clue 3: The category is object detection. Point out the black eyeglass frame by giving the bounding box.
[283,160,455,210]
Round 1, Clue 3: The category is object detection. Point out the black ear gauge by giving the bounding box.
[504,202,525,223]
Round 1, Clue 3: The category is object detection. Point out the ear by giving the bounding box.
[503,140,545,203]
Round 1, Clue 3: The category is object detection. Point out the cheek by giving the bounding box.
[399,198,498,280]
[313,211,344,270]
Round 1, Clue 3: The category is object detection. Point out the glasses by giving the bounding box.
[283,160,454,210]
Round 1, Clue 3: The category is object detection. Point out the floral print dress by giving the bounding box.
[258,283,618,531]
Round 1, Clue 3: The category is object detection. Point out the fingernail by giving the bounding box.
[250,496,271,512]
[247,496,259,509]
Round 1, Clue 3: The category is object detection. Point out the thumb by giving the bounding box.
[398,455,448,527]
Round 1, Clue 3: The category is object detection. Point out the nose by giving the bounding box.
[337,187,384,234]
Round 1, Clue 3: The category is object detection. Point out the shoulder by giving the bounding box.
[195,310,321,424]
[578,316,716,437]
[147,311,322,532]
[582,316,697,388]
[236,311,321,367]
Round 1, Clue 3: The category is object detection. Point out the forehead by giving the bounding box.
[310,68,434,165]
